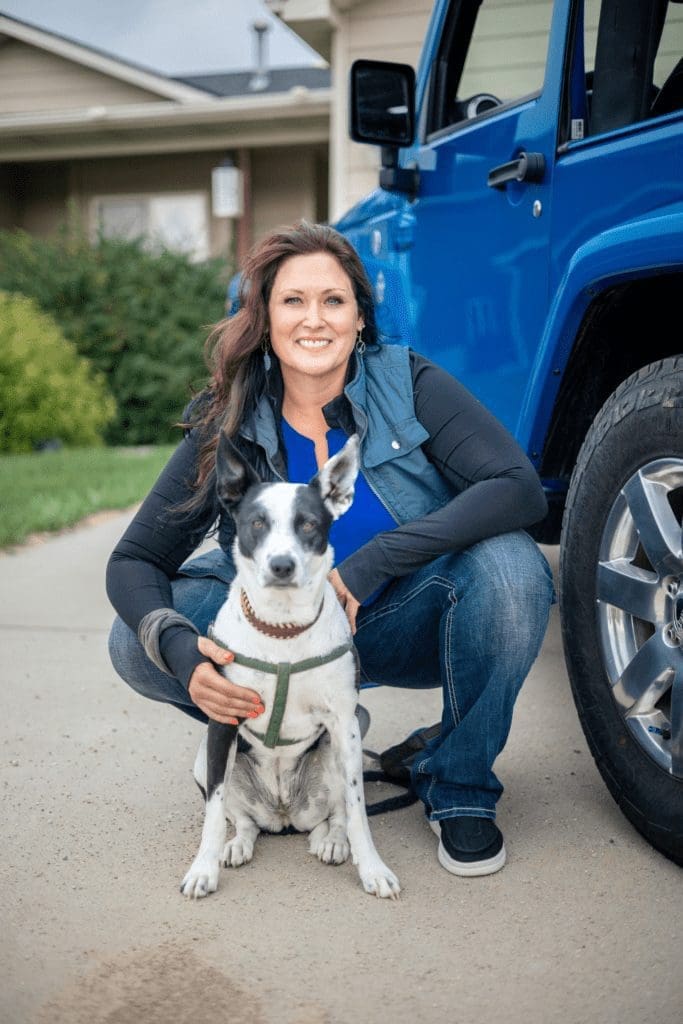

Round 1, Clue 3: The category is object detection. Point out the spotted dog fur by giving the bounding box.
[180,432,400,900]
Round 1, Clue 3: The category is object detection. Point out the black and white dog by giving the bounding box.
[180,432,400,900]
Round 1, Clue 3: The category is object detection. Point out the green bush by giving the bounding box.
[0,290,116,453]
[0,224,229,444]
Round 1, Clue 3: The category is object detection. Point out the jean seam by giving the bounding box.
[432,807,496,819]
[443,596,461,725]
[356,574,455,632]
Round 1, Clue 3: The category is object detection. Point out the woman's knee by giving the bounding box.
[108,615,183,703]
[444,532,554,652]
[460,532,553,600]
[108,615,139,683]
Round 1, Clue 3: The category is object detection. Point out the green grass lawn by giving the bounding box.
[0,445,175,548]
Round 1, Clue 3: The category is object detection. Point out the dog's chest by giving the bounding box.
[213,589,355,743]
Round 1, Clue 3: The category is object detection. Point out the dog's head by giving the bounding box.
[216,432,360,588]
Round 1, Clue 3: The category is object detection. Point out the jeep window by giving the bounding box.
[564,0,683,143]
[427,0,554,136]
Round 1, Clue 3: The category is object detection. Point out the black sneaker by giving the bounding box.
[429,816,506,876]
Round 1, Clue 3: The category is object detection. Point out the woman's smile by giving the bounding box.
[267,251,364,389]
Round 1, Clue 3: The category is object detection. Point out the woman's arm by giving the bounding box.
[336,352,548,602]
[105,429,216,688]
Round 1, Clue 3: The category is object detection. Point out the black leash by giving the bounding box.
[363,752,419,816]
[362,721,442,816]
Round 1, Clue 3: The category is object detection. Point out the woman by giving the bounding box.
[107,221,554,878]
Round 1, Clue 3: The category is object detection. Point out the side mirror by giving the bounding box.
[350,59,416,148]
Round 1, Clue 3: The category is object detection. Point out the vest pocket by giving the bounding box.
[362,416,430,469]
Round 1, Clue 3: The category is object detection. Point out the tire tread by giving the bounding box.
[559,356,683,866]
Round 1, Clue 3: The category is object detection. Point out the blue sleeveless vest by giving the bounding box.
[236,344,454,527]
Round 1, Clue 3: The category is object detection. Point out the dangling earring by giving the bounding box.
[261,331,271,371]
[356,328,366,356]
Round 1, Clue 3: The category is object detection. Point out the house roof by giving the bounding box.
[0,14,209,103]
[177,65,330,98]
[0,12,331,162]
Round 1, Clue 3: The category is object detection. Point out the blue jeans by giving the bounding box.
[108,531,554,820]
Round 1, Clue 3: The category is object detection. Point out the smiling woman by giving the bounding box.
[106,220,554,881]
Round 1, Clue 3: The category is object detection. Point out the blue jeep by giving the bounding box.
[341,0,683,863]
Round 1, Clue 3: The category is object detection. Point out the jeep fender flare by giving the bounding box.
[517,199,683,461]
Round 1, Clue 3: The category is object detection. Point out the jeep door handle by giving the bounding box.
[487,152,546,190]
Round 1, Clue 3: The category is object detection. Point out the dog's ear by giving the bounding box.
[311,433,360,520]
[215,431,261,512]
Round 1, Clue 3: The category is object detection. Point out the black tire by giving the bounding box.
[559,357,683,865]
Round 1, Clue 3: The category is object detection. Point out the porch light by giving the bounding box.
[211,159,244,218]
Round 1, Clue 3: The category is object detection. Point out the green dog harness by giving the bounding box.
[207,625,353,749]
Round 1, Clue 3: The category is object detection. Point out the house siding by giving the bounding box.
[0,39,164,114]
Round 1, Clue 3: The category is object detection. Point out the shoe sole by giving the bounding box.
[428,819,507,877]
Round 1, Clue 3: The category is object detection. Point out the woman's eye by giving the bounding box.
[284,296,301,304]
[326,295,343,304]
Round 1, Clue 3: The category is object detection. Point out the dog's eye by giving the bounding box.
[301,521,316,534]
[252,518,265,530]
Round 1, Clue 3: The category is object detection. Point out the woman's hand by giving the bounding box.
[189,636,265,725]
[329,568,361,634]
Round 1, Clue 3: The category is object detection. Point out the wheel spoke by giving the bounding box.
[671,666,683,778]
[597,559,663,623]
[612,632,674,710]
[622,471,683,576]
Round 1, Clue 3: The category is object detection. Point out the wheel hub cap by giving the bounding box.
[596,458,683,778]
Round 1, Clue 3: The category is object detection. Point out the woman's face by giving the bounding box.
[267,251,364,388]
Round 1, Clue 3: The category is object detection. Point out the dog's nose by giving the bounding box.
[269,555,296,581]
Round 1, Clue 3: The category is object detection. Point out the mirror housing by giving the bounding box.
[350,59,418,195]
[350,59,416,148]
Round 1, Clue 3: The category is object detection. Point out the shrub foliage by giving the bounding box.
[0,225,229,444]
[0,290,116,453]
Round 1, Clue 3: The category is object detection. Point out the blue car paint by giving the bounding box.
[331,0,683,484]
[522,198,683,459]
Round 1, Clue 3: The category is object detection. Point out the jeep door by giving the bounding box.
[408,0,561,435]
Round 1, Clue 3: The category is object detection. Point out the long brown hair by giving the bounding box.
[184,220,378,511]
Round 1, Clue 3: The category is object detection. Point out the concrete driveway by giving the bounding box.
[1,512,681,1024]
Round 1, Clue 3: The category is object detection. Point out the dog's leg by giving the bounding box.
[307,758,350,864]
[308,810,350,865]
[192,732,208,799]
[324,711,401,899]
[180,721,238,898]
[222,812,260,867]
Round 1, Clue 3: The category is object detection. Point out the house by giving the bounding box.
[0,12,331,265]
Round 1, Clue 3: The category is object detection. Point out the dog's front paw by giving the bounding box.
[221,835,254,868]
[309,824,350,865]
[180,854,220,898]
[358,860,401,900]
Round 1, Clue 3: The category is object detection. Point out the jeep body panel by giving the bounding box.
[522,198,683,461]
